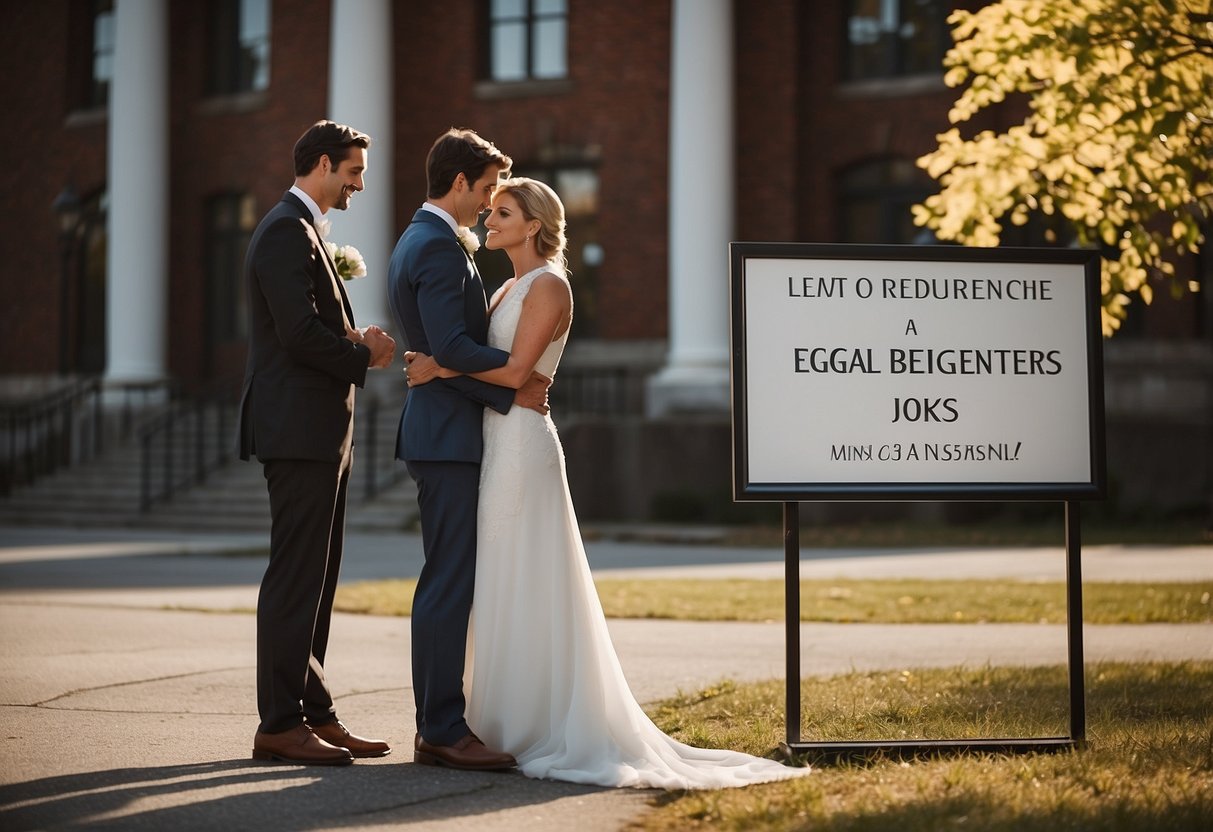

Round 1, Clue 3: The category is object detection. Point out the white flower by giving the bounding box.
[456,227,481,256]
[315,217,332,240]
[326,241,367,280]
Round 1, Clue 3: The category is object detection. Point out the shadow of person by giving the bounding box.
[0,758,622,831]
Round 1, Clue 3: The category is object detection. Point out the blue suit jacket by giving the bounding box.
[387,209,515,462]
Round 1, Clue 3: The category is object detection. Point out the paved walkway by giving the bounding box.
[1,526,1210,831]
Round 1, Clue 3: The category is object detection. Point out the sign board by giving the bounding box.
[731,243,1106,501]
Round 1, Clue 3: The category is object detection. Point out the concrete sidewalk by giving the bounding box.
[1,526,1210,831]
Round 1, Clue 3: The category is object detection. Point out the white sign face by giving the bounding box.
[736,249,1102,496]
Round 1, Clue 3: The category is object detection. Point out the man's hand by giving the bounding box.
[403,351,443,387]
[360,325,396,369]
[515,371,552,415]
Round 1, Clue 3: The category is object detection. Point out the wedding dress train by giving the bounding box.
[465,265,810,789]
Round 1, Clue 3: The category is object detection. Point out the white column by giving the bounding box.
[327,0,393,330]
[105,0,169,385]
[647,0,734,418]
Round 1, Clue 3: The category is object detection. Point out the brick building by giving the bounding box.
[1,0,1209,520]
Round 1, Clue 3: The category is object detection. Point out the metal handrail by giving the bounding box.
[138,377,238,511]
[131,364,647,512]
[360,392,408,501]
[138,380,412,512]
[1,377,104,495]
[549,365,648,418]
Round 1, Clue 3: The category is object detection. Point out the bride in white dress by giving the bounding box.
[404,177,809,789]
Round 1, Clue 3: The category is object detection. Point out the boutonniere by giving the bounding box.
[325,241,367,280]
[456,227,481,257]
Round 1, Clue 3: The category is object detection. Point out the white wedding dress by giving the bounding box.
[464,265,810,789]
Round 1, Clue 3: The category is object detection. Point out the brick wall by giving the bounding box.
[167,0,331,384]
[0,2,107,374]
[390,0,671,340]
[736,0,801,242]
[2,1,1205,385]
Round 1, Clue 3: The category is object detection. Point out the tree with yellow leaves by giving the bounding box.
[912,0,1212,334]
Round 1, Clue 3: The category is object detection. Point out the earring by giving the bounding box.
[525,235,531,247]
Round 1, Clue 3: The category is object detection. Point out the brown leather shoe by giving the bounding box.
[252,724,353,766]
[414,732,516,771]
[309,720,391,758]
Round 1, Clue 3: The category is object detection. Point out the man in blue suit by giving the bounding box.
[387,128,549,770]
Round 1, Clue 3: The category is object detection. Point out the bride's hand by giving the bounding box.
[404,351,446,386]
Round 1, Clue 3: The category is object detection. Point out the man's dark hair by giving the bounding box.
[426,128,512,199]
[293,120,372,177]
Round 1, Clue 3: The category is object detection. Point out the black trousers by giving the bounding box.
[405,459,480,746]
[256,454,351,734]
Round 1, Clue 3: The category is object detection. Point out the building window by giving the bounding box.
[208,0,271,96]
[85,0,115,109]
[551,166,600,337]
[845,0,950,81]
[837,158,935,244]
[484,0,568,83]
[55,187,108,372]
[206,193,256,347]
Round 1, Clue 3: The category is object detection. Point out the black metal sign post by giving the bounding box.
[781,499,1087,761]
[1065,500,1087,744]
[729,243,1105,763]
[784,501,802,748]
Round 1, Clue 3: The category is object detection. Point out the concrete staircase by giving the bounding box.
[0,393,418,534]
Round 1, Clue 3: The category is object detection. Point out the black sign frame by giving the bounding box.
[730,242,1106,503]
[729,242,1106,761]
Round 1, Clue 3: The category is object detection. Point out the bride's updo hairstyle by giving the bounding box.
[495,177,568,273]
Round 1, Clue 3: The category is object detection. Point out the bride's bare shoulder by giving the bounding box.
[529,271,572,301]
[534,270,570,291]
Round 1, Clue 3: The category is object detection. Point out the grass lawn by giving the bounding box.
[632,661,1213,831]
[334,578,1213,624]
[326,532,1211,828]
[646,515,1213,549]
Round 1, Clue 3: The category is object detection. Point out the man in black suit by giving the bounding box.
[239,120,395,766]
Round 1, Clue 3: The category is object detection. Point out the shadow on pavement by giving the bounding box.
[0,758,609,831]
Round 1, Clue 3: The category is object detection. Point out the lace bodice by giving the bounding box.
[487,264,570,379]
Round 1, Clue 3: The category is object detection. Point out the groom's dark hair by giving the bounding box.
[426,128,512,198]
[294,120,372,177]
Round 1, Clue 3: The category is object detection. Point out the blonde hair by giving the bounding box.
[494,177,568,272]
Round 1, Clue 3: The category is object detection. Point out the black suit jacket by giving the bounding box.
[238,191,371,463]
